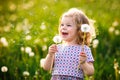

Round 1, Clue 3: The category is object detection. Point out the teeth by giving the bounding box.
[61,30,67,33]
[62,31,67,33]
[62,31,66,33]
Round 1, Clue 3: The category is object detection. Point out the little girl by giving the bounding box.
[43,8,95,80]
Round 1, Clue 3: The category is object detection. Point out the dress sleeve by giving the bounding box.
[84,46,94,62]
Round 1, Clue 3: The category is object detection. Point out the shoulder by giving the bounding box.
[84,45,91,49]
[83,45,92,53]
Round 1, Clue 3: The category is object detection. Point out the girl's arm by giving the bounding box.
[81,62,94,76]
[42,44,57,71]
[79,52,94,76]
[43,53,54,71]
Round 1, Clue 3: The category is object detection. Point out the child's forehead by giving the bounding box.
[62,16,73,19]
[61,16,75,23]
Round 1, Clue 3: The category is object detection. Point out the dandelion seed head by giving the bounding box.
[25,35,32,40]
[92,39,99,48]
[40,58,45,68]
[53,35,62,44]
[25,47,32,53]
[81,24,90,32]
[23,71,30,77]
[29,52,35,57]
[1,66,8,72]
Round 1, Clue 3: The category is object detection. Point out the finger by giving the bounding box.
[51,44,57,49]
[49,48,57,52]
[49,48,58,53]
[80,52,85,54]
[80,54,86,57]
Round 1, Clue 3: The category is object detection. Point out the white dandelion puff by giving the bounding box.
[40,22,46,30]
[29,52,35,57]
[40,58,45,68]
[25,47,32,53]
[25,35,32,40]
[109,27,115,33]
[21,47,25,52]
[42,45,47,51]
[0,37,8,47]
[112,20,119,27]
[92,39,99,48]
[1,66,8,72]
[53,35,62,44]
[23,71,30,77]
[119,70,120,74]
[81,24,90,32]
[115,30,119,35]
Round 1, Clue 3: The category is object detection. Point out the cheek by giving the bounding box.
[70,29,77,34]
[71,31,78,38]
[59,31,63,37]
[58,29,62,34]
[58,27,61,32]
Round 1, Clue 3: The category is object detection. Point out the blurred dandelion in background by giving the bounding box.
[40,58,45,68]
[114,59,119,80]
[23,71,30,76]
[112,20,119,27]
[21,47,25,52]
[29,51,35,57]
[119,70,120,74]
[1,66,8,80]
[92,39,99,48]
[0,37,8,47]
[1,66,8,72]
[3,24,11,32]
[25,47,32,54]
[9,14,17,22]
[34,38,40,44]
[40,22,46,30]
[115,30,119,36]
[23,71,30,80]
[42,45,47,51]
[21,0,34,10]
[25,35,32,41]
[8,2,16,11]
[43,37,48,42]
[109,27,115,33]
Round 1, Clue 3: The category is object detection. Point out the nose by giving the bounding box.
[61,25,66,30]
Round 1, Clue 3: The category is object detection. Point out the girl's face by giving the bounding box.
[59,16,78,44]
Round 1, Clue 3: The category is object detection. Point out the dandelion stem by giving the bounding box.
[50,44,57,73]
[82,32,86,52]
[4,73,6,80]
[78,32,86,69]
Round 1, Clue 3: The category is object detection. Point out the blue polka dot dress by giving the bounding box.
[51,44,94,80]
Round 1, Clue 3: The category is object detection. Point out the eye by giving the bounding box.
[67,24,71,27]
[61,24,64,26]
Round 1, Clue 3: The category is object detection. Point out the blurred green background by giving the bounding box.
[0,0,120,80]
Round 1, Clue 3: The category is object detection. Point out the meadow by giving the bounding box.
[0,0,120,80]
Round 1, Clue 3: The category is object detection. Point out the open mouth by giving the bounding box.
[62,32,68,36]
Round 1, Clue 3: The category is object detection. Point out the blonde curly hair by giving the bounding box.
[59,8,96,46]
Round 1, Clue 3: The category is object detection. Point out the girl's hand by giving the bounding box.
[48,44,57,56]
[80,52,87,64]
